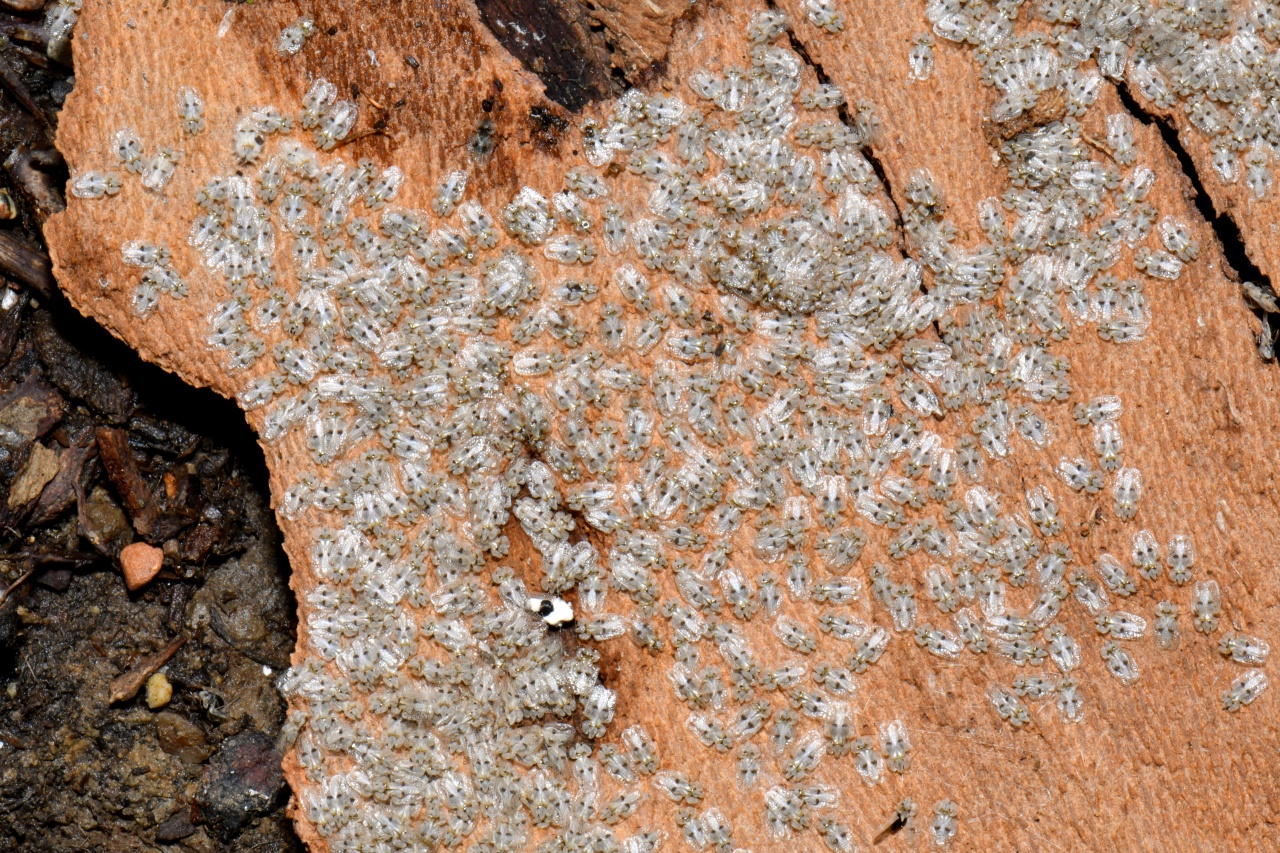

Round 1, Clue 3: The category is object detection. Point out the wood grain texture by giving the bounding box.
[45,1,1280,851]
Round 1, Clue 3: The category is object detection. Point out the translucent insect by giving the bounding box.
[988,684,1030,728]
[783,732,826,781]
[623,725,659,774]
[564,166,609,199]
[1143,602,1178,654]
[1044,624,1080,672]
[1218,633,1270,667]
[1090,422,1123,472]
[580,684,617,738]
[1223,671,1268,712]
[952,609,987,654]
[1072,395,1122,426]
[1133,247,1184,281]
[956,436,984,482]
[232,115,267,164]
[1158,217,1199,262]
[70,172,123,199]
[804,0,845,32]
[459,202,499,249]
[923,565,958,613]
[908,33,935,81]
[121,241,171,268]
[1025,485,1061,536]
[277,141,319,181]
[770,707,801,754]
[1131,530,1161,580]
[1112,467,1142,520]
[600,789,643,825]
[1067,568,1108,615]
[1167,535,1195,585]
[504,186,556,245]
[601,203,629,253]
[1058,457,1103,493]
[848,627,890,672]
[799,84,846,112]
[140,147,179,192]
[314,100,358,150]
[1095,554,1135,597]
[1011,676,1055,700]
[914,623,962,659]
[1100,641,1140,684]
[428,170,468,218]
[775,616,817,654]
[852,737,884,784]
[113,128,144,173]
[176,87,205,134]
[44,0,79,44]
[931,799,959,847]
[365,167,404,209]
[1105,113,1136,164]
[1013,405,1051,447]
[1095,610,1146,640]
[887,584,918,631]
[880,720,911,772]
[544,235,598,265]
[736,742,762,789]
[818,817,853,852]
[654,771,704,805]
[277,15,316,55]
[1246,145,1273,199]
[1056,676,1084,723]
[132,281,159,316]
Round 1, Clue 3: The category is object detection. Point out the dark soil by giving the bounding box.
[0,5,302,851]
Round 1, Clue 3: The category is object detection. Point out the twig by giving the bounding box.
[0,41,51,127]
[6,147,66,225]
[1082,133,1118,164]
[0,22,49,50]
[0,567,33,606]
[7,41,48,69]
[94,426,153,533]
[333,126,388,150]
[108,633,187,703]
[0,231,54,296]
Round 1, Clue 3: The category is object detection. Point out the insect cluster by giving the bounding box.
[924,0,1280,201]
[63,2,1272,851]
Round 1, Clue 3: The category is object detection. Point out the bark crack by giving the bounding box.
[768,4,906,237]
[1115,80,1279,359]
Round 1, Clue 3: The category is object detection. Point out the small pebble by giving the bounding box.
[146,671,173,709]
[120,541,164,590]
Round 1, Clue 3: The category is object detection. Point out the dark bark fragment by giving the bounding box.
[474,0,614,110]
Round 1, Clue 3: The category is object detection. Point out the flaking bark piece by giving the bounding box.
[28,429,94,525]
[0,230,55,295]
[94,426,151,533]
[44,1,1280,851]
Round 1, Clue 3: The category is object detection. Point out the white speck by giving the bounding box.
[217,7,235,38]
[1,290,18,311]
[367,50,379,67]
[1197,316,1206,326]
[262,665,274,676]
[1216,512,1227,533]
[527,596,574,627]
